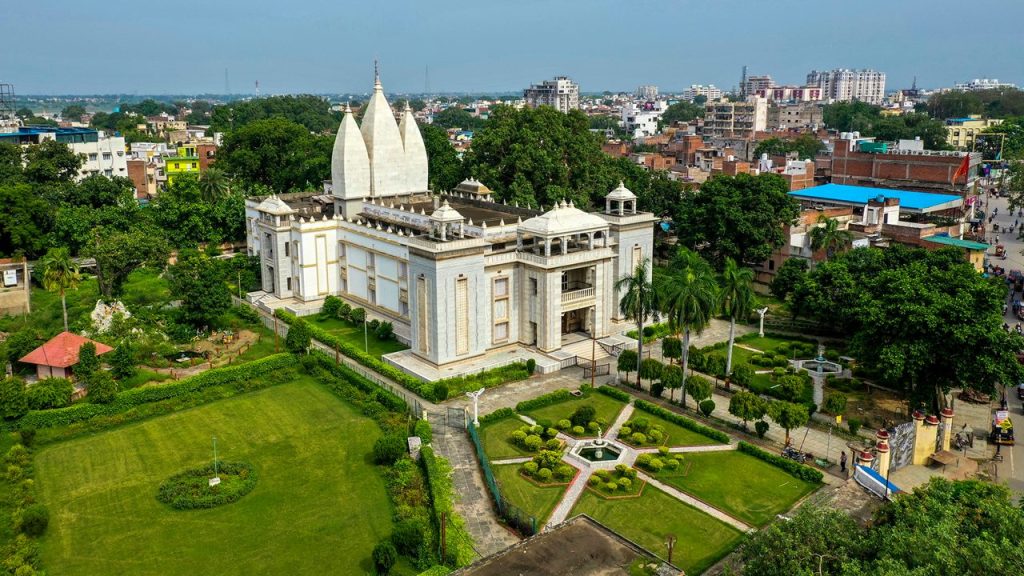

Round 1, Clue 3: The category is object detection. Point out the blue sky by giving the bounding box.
[4,0,1022,95]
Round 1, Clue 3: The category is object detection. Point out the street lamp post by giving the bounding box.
[466,387,485,427]
[757,307,769,337]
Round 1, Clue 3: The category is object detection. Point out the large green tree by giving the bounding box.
[39,247,82,332]
[661,101,704,126]
[420,123,464,192]
[430,107,486,131]
[217,117,332,192]
[808,215,853,260]
[167,250,232,328]
[675,173,799,268]
[718,258,755,377]
[658,249,718,408]
[208,95,339,133]
[86,226,170,299]
[615,258,657,389]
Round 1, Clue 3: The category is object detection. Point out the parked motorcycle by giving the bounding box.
[781,446,807,464]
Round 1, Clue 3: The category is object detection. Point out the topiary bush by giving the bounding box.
[537,468,553,482]
[665,458,680,470]
[545,438,561,450]
[524,435,543,451]
[526,358,536,375]
[372,539,397,575]
[570,404,596,428]
[630,432,647,445]
[556,419,571,430]
[699,399,716,417]
[523,461,538,475]
[619,426,632,437]
[571,425,585,436]
[618,477,632,489]
[605,482,618,492]
[755,420,770,438]
[555,465,574,480]
[18,503,49,536]
[156,461,257,510]
[847,418,862,435]
[588,475,601,487]
[374,435,406,465]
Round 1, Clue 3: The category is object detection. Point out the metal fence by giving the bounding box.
[466,422,538,536]
[582,363,610,379]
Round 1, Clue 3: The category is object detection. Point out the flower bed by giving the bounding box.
[156,461,257,510]
[519,450,575,485]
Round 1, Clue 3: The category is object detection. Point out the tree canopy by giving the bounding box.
[753,134,825,161]
[430,107,486,131]
[661,101,704,126]
[823,102,950,149]
[216,117,332,192]
[208,95,340,134]
[420,123,464,192]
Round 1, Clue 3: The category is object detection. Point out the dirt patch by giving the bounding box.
[833,386,909,430]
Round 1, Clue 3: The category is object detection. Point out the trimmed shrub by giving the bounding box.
[25,377,73,411]
[586,421,599,432]
[556,419,571,430]
[555,465,574,480]
[321,295,343,318]
[391,517,428,559]
[618,477,632,489]
[633,399,729,443]
[649,429,664,444]
[630,432,647,445]
[526,358,536,375]
[570,404,597,428]
[737,441,823,483]
[432,382,448,403]
[595,469,611,481]
[619,426,632,437]
[823,392,848,416]
[515,389,573,412]
[85,371,118,404]
[657,446,670,457]
[524,435,543,451]
[420,446,475,567]
[350,307,366,325]
[596,385,631,402]
[650,382,665,398]
[523,461,538,475]
[630,417,650,433]
[545,438,561,451]
[530,425,544,435]
[19,504,49,536]
[605,482,619,492]
[665,458,680,470]
[699,399,716,417]
[847,418,862,435]
[479,407,515,424]
[414,419,432,444]
[545,427,559,438]
[537,468,553,482]
[732,364,754,387]
[755,420,770,438]
[156,461,257,510]
[374,435,406,465]
[372,540,397,575]
[588,475,601,487]
[284,318,312,353]
[571,425,585,436]
[635,454,653,469]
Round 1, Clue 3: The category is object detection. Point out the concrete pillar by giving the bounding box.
[911,410,927,465]
[856,450,875,470]
[940,407,954,451]
[876,440,890,478]
[545,239,551,257]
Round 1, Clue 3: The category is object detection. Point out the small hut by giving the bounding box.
[19,331,113,380]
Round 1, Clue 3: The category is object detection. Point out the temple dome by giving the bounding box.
[331,103,371,200]
[519,200,608,237]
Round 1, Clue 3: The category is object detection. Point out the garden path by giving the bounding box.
[637,472,753,532]
[605,403,635,438]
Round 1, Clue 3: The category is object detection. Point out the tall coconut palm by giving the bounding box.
[615,258,656,389]
[719,257,756,380]
[198,167,230,203]
[809,215,853,260]
[39,247,81,332]
[659,250,718,409]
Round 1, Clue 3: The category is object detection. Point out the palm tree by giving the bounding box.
[719,258,756,380]
[39,247,81,332]
[198,167,230,203]
[615,258,657,389]
[809,215,853,260]
[659,250,718,409]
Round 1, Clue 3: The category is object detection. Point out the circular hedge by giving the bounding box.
[157,461,256,510]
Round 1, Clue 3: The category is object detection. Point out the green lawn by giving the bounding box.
[520,393,627,434]
[621,411,723,447]
[119,368,172,390]
[492,463,568,527]
[656,451,818,527]
[704,344,761,369]
[571,485,744,575]
[312,316,408,358]
[479,416,535,460]
[34,377,397,576]
[735,334,813,354]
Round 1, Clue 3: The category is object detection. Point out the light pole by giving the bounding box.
[209,435,221,487]
[757,306,769,337]
[364,316,369,353]
[466,387,485,427]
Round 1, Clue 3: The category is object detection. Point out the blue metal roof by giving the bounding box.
[789,184,962,213]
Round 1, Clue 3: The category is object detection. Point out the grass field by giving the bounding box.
[571,485,744,575]
[479,416,534,460]
[520,393,627,434]
[621,411,723,447]
[312,316,408,358]
[492,463,568,526]
[656,451,818,527]
[34,377,398,576]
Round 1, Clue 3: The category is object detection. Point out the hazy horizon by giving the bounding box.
[4,0,1022,95]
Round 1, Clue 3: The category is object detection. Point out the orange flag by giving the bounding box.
[953,153,971,183]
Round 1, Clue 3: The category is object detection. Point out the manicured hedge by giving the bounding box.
[633,399,730,444]
[515,389,574,412]
[435,362,531,399]
[595,385,631,403]
[737,441,824,483]
[14,354,294,430]
[156,461,257,509]
[308,351,408,413]
[416,567,451,576]
[421,446,476,567]
[276,309,440,400]
[478,407,515,424]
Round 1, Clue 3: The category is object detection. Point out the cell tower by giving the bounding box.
[0,83,17,134]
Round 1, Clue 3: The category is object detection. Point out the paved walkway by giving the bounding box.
[638,472,753,532]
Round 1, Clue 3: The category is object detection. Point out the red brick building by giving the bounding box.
[830,138,981,194]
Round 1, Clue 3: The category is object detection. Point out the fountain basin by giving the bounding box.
[798,359,841,374]
[572,438,625,464]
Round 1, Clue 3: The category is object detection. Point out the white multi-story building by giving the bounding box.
[524,76,580,113]
[682,84,722,102]
[806,68,886,105]
[0,126,127,180]
[621,100,668,138]
[954,78,1017,91]
[636,85,659,100]
[246,74,655,376]
[741,75,775,97]
[703,96,768,138]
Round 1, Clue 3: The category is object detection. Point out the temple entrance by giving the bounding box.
[562,309,586,334]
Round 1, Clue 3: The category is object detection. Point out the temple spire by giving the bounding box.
[374,59,382,91]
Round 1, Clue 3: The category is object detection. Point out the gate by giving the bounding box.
[582,363,611,379]
[447,406,467,429]
[889,421,916,470]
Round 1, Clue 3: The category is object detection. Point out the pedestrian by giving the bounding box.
[840,451,848,475]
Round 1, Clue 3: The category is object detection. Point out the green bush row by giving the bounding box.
[275,309,443,401]
[420,446,476,567]
[478,407,515,424]
[515,389,574,412]
[416,566,451,576]
[632,399,730,444]
[435,362,530,400]
[307,351,409,413]
[595,385,631,403]
[14,353,293,430]
[737,441,824,483]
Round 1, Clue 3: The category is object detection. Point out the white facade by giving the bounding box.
[524,76,580,113]
[954,78,1016,91]
[703,97,768,138]
[72,131,128,180]
[636,85,659,100]
[682,84,722,102]
[246,76,655,371]
[621,100,668,138]
[806,68,886,105]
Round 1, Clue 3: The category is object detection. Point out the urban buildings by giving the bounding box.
[767,101,824,131]
[524,76,580,113]
[954,78,1017,91]
[830,134,981,194]
[635,85,658,100]
[681,84,722,102]
[245,74,654,376]
[620,100,668,139]
[806,68,887,104]
[703,97,768,139]
[0,126,127,180]
[945,116,1004,150]
[741,75,775,97]
[164,144,201,185]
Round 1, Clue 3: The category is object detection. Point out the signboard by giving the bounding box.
[836,415,843,424]
[2,269,16,287]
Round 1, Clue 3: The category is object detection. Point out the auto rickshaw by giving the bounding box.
[996,245,1007,259]
[991,409,1015,446]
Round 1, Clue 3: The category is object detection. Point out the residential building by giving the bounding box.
[524,76,580,113]
[197,142,218,171]
[126,158,155,198]
[945,116,1004,150]
[830,135,982,194]
[767,102,824,131]
[681,84,722,101]
[620,100,667,139]
[741,75,775,97]
[806,68,887,104]
[635,85,658,100]
[954,78,1017,91]
[757,86,824,103]
[245,74,655,378]
[0,126,127,180]
[0,258,30,316]
[703,97,768,139]
[164,144,201,185]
